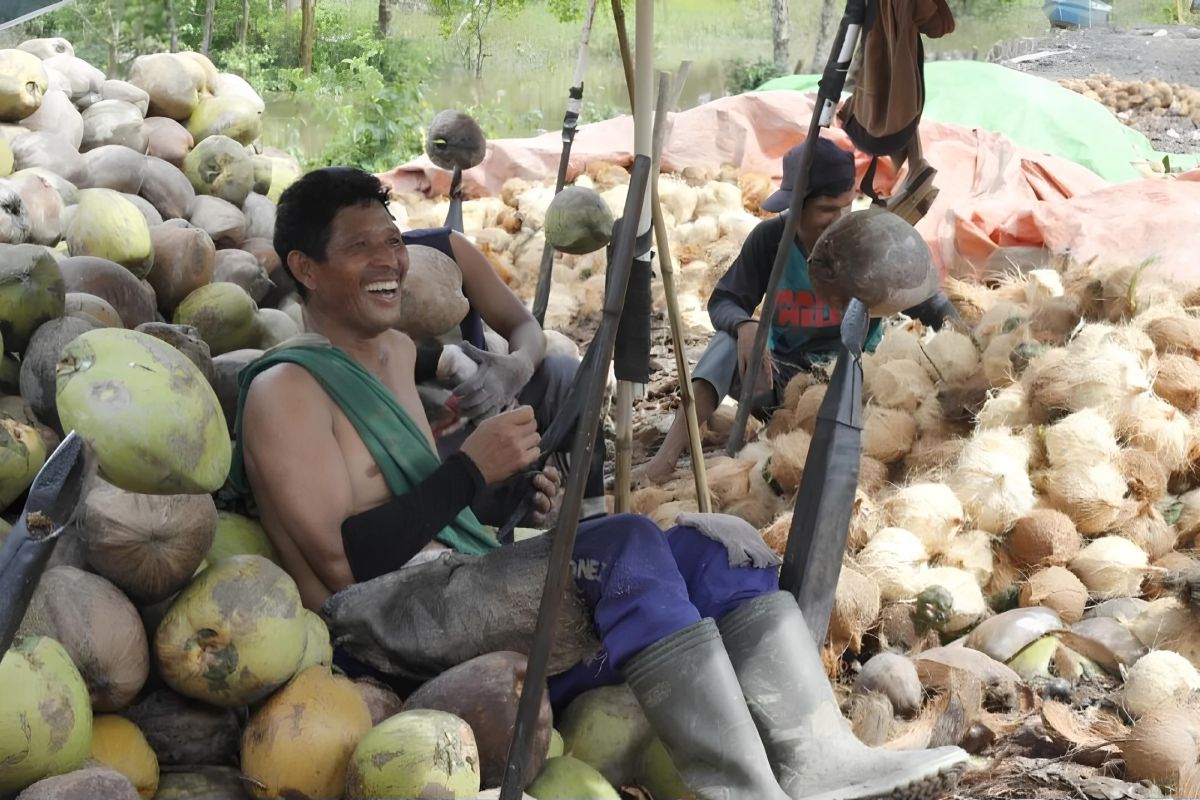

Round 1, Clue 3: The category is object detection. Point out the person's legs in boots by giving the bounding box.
[550,513,788,799]
[717,591,968,799]
[635,332,737,486]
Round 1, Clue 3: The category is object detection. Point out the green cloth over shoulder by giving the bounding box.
[228,335,499,557]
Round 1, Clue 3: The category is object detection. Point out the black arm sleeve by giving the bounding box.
[707,215,789,335]
[340,451,486,583]
[904,291,962,330]
[414,340,444,384]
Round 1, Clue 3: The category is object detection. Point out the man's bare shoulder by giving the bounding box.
[243,362,332,423]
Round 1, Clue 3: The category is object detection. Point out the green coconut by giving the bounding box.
[148,224,215,313]
[213,249,270,303]
[636,738,695,800]
[79,100,146,153]
[143,116,194,169]
[558,684,653,787]
[139,156,195,221]
[294,609,334,674]
[80,478,217,604]
[19,311,105,426]
[526,756,621,800]
[345,709,481,800]
[266,157,300,203]
[59,256,156,329]
[0,416,46,509]
[250,155,272,195]
[0,137,11,176]
[17,566,150,712]
[544,186,614,255]
[547,729,564,759]
[155,554,307,708]
[65,292,122,328]
[209,511,280,564]
[0,635,93,794]
[186,95,262,147]
[0,242,64,352]
[212,72,264,112]
[55,328,231,494]
[183,135,253,207]
[128,53,202,121]
[0,49,48,123]
[65,189,154,279]
[172,282,260,356]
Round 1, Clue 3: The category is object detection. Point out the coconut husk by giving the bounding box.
[59,255,157,328]
[183,134,253,207]
[186,94,262,146]
[0,176,30,244]
[354,676,405,726]
[1018,566,1087,623]
[845,691,895,746]
[901,435,963,484]
[241,236,280,276]
[121,191,164,229]
[81,478,218,604]
[121,687,242,767]
[1041,462,1134,536]
[724,461,785,528]
[703,455,754,509]
[1040,701,1124,767]
[631,486,675,518]
[866,358,935,414]
[947,428,1036,535]
[1117,509,1177,560]
[1153,353,1200,412]
[44,53,103,104]
[256,308,298,348]
[65,292,121,327]
[189,195,246,249]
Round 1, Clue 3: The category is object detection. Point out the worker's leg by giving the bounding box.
[636,332,737,485]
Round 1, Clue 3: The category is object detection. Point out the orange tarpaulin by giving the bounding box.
[381,90,1200,287]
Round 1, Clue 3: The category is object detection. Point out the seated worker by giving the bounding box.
[231,166,967,800]
[638,137,959,484]
[402,220,606,521]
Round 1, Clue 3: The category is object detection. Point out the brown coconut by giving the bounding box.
[761,511,791,557]
[78,145,147,194]
[139,156,195,221]
[765,429,811,494]
[1121,701,1200,789]
[704,455,754,509]
[80,479,218,604]
[862,405,917,465]
[18,311,105,426]
[1144,314,1200,358]
[9,168,64,246]
[147,224,215,313]
[15,767,140,800]
[858,455,890,500]
[1120,448,1168,511]
[1153,354,1200,412]
[66,292,122,328]
[829,563,882,655]
[213,249,271,303]
[1008,509,1082,567]
[58,255,157,328]
[398,244,470,338]
[189,195,245,249]
[18,565,149,711]
[792,384,827,434]
[142,116,193,168]
[241,236,281,276]
[121,688,242,767]
[133,322,215,384]
[211,349,263,433]
[403,651,552,789]
[1019,566,1088,624]
[354,677,405,727]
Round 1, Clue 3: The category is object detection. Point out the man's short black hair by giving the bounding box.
[274,166,392,300]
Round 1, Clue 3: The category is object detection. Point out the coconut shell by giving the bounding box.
[354,677,405,726]
[81,479,218,603]
[78,145,147,195]
[148,224,215,313]
[18,89,82,149]
[212,249,271,303]
[80,100,146,153]
[189,195,245,249]
[19,311,104,427]
[183,134,253,207]
[404,651,552,789]
[425,109,486,171]
[15,767,140,800]
[18,565,149,712]
[1008,509,1081,567]
[143,116,193,168]
[139,156,195,221]
[128,54,201,121]
[121,688,242,767]
[1019,566,1088,623]
[58,255,156,328]
[398,244,469,338]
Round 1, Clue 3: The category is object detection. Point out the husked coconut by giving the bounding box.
[1143,314,1200,358]
[1116,394,1195,474]
[829,563,881,655]
[1019,566,1088,623]
[865,358,933,413]
[1043,408,1121,468]
[919,328,980,385]
[763,428,811,494]
[1121,649,1200,718]
[1120,448,1168,511]
[947,428,1036,534]
[1042,461,1132,536]
[975,384,1030,429]
[1118,510,1177,560]
[1121,701,1200,789]
[873,319,926,364]
[862,405,917,464]
[792,384,827,433]
[938,528,994,585]
[858,526,929,602]
[917,566,988,632]
[852,652,922,718]
[1154,354,1200,412]
[880,482,964,553]
[1070,535,1149,599]
[1009,509,1082,567]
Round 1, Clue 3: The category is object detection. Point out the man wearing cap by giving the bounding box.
[637,137,958,484]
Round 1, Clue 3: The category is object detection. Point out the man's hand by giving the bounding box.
[527,465,561,528]
[451,342,535,421]
[736,321,773,390]
[461,405,541,484]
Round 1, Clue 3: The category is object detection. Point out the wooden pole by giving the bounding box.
[611,0,635,109]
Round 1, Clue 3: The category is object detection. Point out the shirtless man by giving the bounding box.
[231,166,966,800]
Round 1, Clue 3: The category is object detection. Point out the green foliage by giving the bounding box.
[724,57,786,95]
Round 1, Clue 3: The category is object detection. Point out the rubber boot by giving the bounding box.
[622,618,791,800]
[717,592,969,800]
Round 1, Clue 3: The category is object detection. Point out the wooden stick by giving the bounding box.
[648,68,710,512]
[611,0,635,110]
[614,381,634,512]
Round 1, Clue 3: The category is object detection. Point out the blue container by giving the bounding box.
[1043,0,1112,26]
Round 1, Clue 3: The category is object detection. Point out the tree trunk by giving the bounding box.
[377,0,392,37]
[772,0,790,72]
[808,0,840,73]
[202,0,216,56]
[240,0,250,53]
[299,0,316,75]
[166,0,178,52]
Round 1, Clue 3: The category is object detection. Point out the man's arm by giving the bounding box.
[450,231,546,368]
[707,216,787,336]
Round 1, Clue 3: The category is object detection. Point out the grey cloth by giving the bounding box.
[320,533,601,682]
[690,332,804,419]
[674,512,783,569]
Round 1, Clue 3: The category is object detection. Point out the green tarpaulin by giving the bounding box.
[758,60,1199,183]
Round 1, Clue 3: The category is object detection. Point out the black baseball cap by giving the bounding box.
[761,137,857,213]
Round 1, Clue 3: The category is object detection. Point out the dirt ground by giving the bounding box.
[996,23,1200,153]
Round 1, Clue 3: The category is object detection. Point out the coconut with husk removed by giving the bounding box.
[857,527,929,602]
[1121,649,1200,719]
[879,482,964,553]
[0,636,93,794]
[947,428,1035,534]
[425,109,486,171]
[0,242,64,353]
[345,709,481,799]
[240,666,372,800]
[80,479,216,603]
[57,329,231,494]
[58,256,156,328]
[862,405,917,465]
[156,555,307,707]
[1069,536,1149,599]
[183,135,253,207]
[0,49,48,122]
[1121,699,1200,790]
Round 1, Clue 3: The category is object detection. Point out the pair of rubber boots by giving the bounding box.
[622,591,968,800]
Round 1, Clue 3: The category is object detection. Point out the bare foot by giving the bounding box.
[632,459,678,487]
